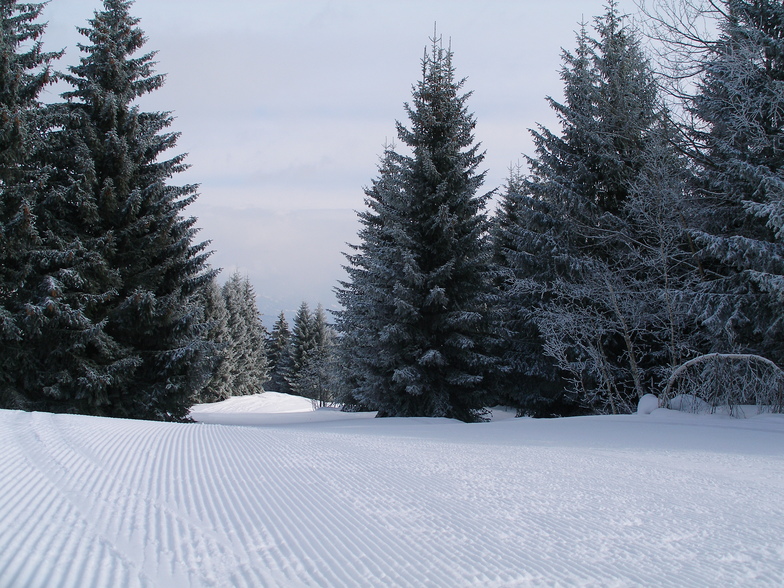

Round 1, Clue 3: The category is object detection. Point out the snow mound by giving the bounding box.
[637,394,660,414]
[190,391,314,415]
[189,392,378,426]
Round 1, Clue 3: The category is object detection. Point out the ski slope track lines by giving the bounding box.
[1,403,783,587]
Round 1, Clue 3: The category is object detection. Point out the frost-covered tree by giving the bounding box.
[265,311,293,394]
[337,35,496,422]
[621,124,704,371]
[335,146,402,412]
[0,1,123,415]
[490,167,568,415]
[222,273,268,396]
[238,276,268,391]
[288,301,318,390]
[292,304,336,406]
[501,19,608,413]
[506,4,689,413]
[523,3,660,217]
[199,277,231,403]
[0,0,55,297]
[312,304,331,350]
[535,122,702,413]
[20,0,213,419]
[0,1,60,409]
[687,0,784,366]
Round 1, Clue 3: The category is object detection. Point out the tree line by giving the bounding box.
[336,0,784,420]
[199,274,335,407]
[1,0,782,421]
[0,0,333,418]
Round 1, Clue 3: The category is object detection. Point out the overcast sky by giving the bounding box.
[40,0,615,324]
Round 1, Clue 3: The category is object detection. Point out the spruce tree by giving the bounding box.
[0,2,115,414]
[497,21,604,414]
[288,301,317,393]
[199,277,231,403]
[222,273,267,396]
[490,168,568,415]
[0,1,60,408]
[265,311,293,394]
[312,304,331,350]
[292,304,336,406]
[337,35,496,422]
[335,146,402,411]
[24,0,213,419]
[240,275,268,391]
[506,4,685,412]
[221,274,245,395]
[688,0,784,366]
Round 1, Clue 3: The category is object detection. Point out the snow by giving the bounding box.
[637,393,660,414]
[667,393,713,414]
[190,390,314,415]
[1,394,783,587]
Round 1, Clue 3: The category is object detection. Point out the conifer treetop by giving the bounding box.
[396,32,486,198]
[63,0,164,105]
[0,1,60,108]
[0,0,61,170]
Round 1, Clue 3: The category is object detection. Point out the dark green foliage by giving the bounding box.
[265,311,293,394]
[490,168,568,416]
[198,277,231,403]
[501,3,691,413]
[221,273,268,397]
[0,1,61,409]
[688,0,784,366]
[199,274,269,402]
[334,146,403,412]
[337,36,497,422]
[285,302,335,403]
[497,19,611,414]
[291,304,335,406]
[589,5,662,215]
[10,0,214,419]
[288,302,318,391]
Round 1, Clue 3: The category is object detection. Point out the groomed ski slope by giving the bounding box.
[1,393,783,587]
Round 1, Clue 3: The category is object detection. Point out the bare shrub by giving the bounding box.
[662,353,784,416]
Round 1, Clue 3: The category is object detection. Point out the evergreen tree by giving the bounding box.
[312,304,331,351]
[221,274,244,395]
[498,20,606,414]
[335,145,401,412]
[490,168,568,415]
[506,3,684,412]
[623,122,703,374]
[240,275,268,391]
[590,3,662,214]
[199,277,231,403]
[337,35,496,422]
[292,304,336,406]
[288,301,318,392]
[688,0,784,366]
[0,1,60,409]
[0,1,119,415]
[222,272,267,396]
[21,0,213,419]
[526,4,660,218]
[265,311,293,394]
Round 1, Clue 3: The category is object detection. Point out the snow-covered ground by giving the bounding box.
[1,395,783,587]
